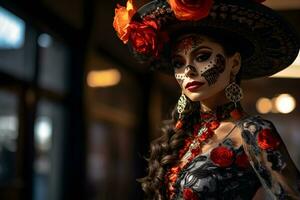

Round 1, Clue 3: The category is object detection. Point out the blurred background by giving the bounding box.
[0,0,299,200]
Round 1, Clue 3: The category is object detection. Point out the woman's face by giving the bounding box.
[172,34,240,102]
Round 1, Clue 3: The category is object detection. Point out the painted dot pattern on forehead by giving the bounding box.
[174,35,204,55]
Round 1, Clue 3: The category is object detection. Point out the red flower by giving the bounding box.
[190,148,201,161]
[113,0,136,44]
[175,120,184,129]
[257,129,281,150]
[230,109,243,120]
[198,128,214,142]
[179,138,192,158]
[170,166,181,174]
[183,188,199,200]
[193,124,201,136]
[210,146,234,167]
[208,120,220,130]
[235,152,250,168]
[169,0,213,21]
[128,20,160,56]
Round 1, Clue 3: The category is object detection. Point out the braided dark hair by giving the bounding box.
[137,98,200,200]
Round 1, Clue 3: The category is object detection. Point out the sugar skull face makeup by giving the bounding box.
[172,35,241,102]
[201,54,226,86]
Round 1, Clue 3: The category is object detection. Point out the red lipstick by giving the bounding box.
[185,81,204,92]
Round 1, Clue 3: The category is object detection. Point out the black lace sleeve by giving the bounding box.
[239,116,300,199]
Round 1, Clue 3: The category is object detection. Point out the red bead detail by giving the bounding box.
[193,124,202,136]
[198,128,214,142]
[191,148,201,158]
[257,129,281,150]
[208,120,220,130]
[179,138,192,158]
[170,166,180,173]
[230,109,243,120]
[210,146,235,167]
[175,120,184,129]
[169,173,177,182]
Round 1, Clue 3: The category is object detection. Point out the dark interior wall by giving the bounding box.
[0,0,151,200]
[0,0,90,200]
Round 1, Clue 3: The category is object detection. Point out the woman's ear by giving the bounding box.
[230,52,241,76]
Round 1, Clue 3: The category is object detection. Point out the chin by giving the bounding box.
[185,91,214,102]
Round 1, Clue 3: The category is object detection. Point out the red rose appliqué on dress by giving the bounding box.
[257,128,280,150]
[210,146,234,167]
[183,188,199,200]
[235,151,250,168]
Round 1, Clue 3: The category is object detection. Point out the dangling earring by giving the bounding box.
[175,93,187,130]
[225,82,243,107]
[225,81,244,120]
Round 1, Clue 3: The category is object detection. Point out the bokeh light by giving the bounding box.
[256,97,272,114]
[87,69,121,87]
[275,94,296,114]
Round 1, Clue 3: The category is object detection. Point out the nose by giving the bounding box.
[184,65,198,77]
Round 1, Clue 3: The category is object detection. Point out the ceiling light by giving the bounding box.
[87,69,121,87]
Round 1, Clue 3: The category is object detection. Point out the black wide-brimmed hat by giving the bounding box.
[113,0,299,79]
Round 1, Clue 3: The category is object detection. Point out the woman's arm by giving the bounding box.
[240,116,300,199]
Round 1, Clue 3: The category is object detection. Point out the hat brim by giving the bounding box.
[131,0,300,79]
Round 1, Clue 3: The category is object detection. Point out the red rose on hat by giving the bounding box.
[169,0,213,21]
[257,128,281,150]
[183,188,199,200]
[113,0,136,44]
[128,20,160,56]
[210,146,234,167]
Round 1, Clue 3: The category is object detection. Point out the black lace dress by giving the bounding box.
[173,138,261,200]
[167,110,300,200]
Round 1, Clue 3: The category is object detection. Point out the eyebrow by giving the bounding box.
[172,45,213,57]
[190,45,212,55]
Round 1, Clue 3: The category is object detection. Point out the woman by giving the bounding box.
[113,0,300,199]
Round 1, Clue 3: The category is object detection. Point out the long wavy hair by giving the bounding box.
[137,32,241,200]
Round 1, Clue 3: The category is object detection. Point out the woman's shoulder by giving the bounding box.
[237,114,276,133]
